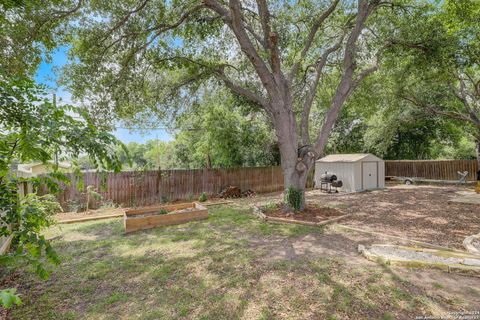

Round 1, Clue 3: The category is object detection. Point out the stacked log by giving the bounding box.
[218,186,242,198]
[242,189,256,197]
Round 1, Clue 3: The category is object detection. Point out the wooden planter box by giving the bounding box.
[124,202,208,234]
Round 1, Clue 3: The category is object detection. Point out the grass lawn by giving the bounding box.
[2,206,477,319]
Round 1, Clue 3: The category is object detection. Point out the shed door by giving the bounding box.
[362,162,378,190]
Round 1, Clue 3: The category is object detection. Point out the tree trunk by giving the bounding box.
[476,139,480,181]
[271,100,315,211]
[282,162,311,211]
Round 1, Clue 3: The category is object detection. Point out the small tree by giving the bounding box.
[85,185,103,212]
[0,74,125,308]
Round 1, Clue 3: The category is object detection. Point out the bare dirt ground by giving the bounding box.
[335,185,480,250]
[235,184,480,250]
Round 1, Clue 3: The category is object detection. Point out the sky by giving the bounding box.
[34,46,172,144]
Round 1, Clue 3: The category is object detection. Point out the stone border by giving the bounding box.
[358,244,480,277]
[252,206,266,220]
[464,233,480,255]
[337,224,471,253]
[252,205,352,227]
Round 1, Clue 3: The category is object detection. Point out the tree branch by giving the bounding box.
[209,0,276,96]
[243,23,267,48]
[100,4,204,62]
[99,0,150,44]
[288,0,340,83]
[300,35,345,145]
[215,69,269,110]
[313,0,380,156]
[256,0,284,85]
[403,95,479,126]
[448,79,480,125]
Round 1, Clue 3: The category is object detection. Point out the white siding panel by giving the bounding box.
[353,162,362,191]
[378,161,385,189]
[315,162,356,192]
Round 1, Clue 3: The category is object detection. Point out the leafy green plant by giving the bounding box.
[65,199,84,213]
[0,288,22,309]
[161,194,170,204]
[198,192,207,202]
[285,186,303,212]
[158,209,168,215]
[0,74,125,308]
[0,191,62,307]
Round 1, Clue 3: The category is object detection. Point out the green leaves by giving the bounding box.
[0,73,126,308]
[0,288,22,309]
[285,186,304,212]
[0,73,125,173]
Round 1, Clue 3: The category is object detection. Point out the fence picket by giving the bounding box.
[385,160,478,181]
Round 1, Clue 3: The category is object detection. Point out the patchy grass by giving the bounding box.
[1,206,474,319]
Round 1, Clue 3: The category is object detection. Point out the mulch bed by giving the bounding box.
[335,185,480,250]
[263,203,343,223]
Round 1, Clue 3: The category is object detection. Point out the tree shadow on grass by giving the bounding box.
[8,205,479,319]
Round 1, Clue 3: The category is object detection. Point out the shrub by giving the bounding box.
[158,209,168,215]
[161,194,170,204]
[198,192,207,202]
[285,186,303,212]
[66,200,84,213]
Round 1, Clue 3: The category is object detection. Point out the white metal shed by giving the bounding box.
[314,154,385,192]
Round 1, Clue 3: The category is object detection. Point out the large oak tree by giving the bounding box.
[64,0,406,209]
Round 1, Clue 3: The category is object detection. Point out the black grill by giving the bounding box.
[320,173,337,183]
[320,172,342,193]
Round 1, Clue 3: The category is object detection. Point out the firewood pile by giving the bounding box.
[218,186,255,198]
[242,189,256,197]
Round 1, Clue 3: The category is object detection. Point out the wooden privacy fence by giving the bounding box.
[385,160,478,181]
[48,166,315,209]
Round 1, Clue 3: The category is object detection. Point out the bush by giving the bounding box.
[158,209,168,215]
[285,186,303,212]
[66,199,84,213]
[161,194,170,204]
[198,192,207,202]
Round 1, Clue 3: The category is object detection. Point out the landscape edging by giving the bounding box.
[252,205,352,227]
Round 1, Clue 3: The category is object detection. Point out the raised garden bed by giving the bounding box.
[124,202,208,233]
[255,202,352,226]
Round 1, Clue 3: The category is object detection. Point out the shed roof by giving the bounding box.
[316,153,382,163]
